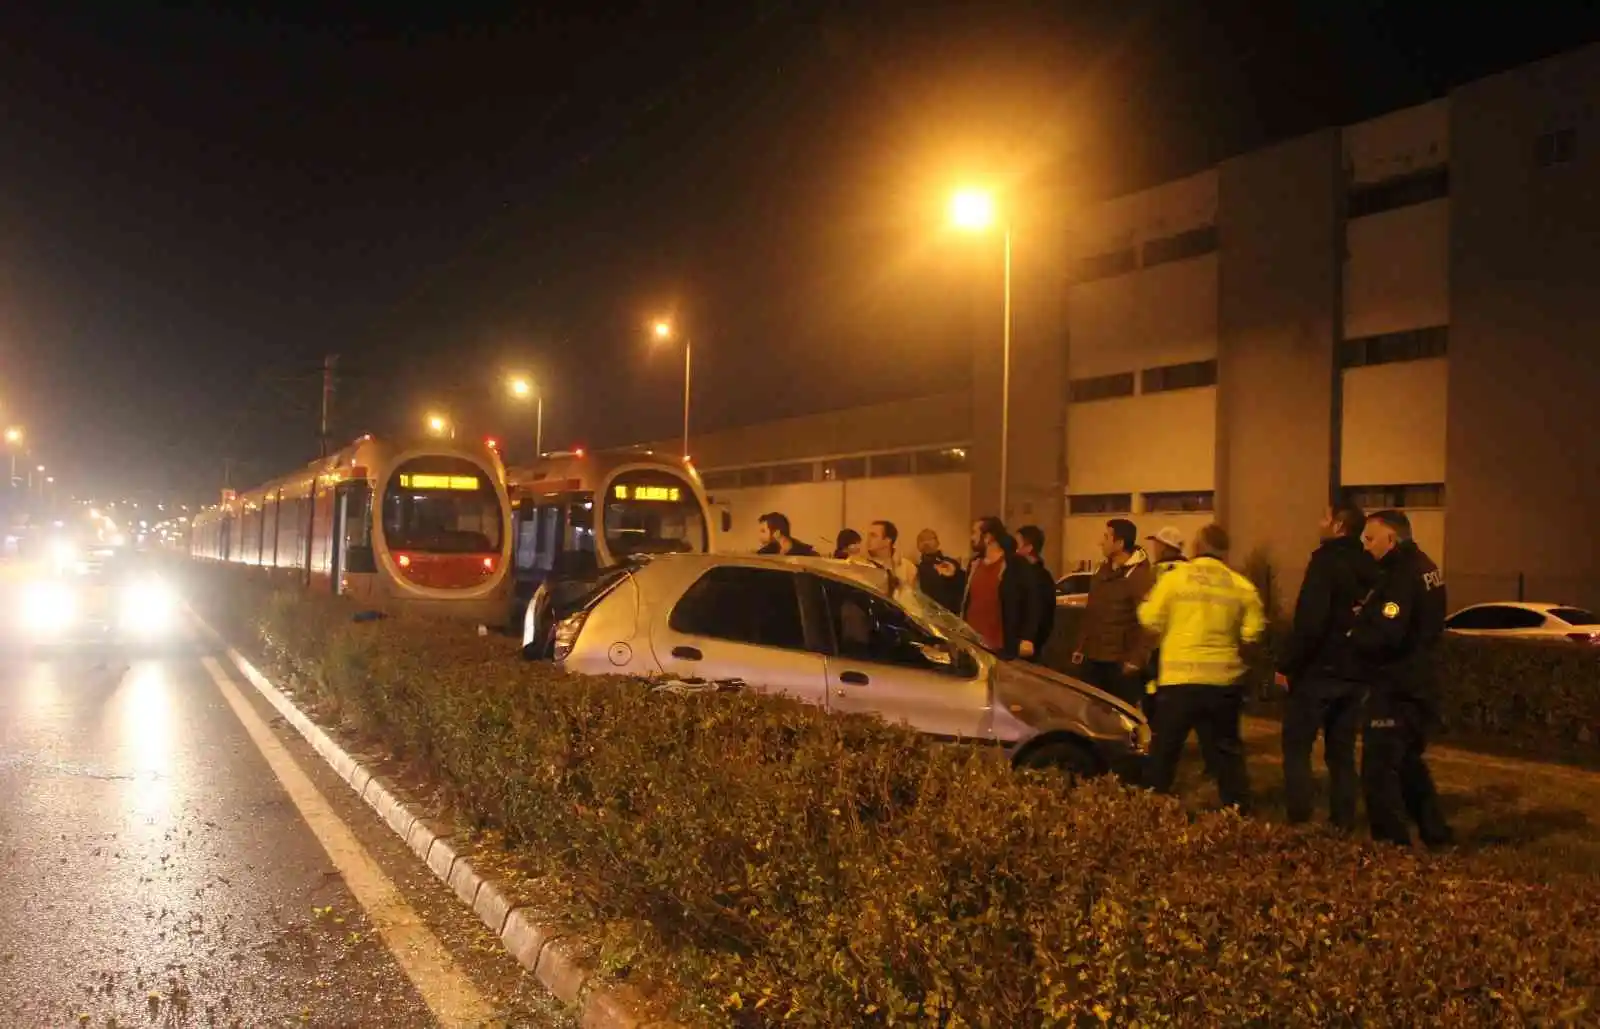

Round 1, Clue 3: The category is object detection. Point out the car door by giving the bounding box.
[651,564,829,707]
[813,575,990,740]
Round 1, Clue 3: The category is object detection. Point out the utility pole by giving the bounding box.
[319,354,338,457]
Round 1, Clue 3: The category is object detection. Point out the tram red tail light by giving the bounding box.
[397,554,412,568]
[482,556,495,573]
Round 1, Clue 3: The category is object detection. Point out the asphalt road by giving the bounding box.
[0,615,571,1027]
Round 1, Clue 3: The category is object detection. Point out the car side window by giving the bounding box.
[1448,606,1543,630]
[820,578,947,670]
[668,566,807,651]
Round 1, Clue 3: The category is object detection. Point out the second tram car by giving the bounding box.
[505,448,726,628]
[190,435,512,624]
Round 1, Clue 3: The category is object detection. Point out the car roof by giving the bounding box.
[642,551,895,594]
[1451,601,1575,616]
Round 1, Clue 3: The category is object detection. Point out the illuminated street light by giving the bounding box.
[949,187,1013,515]
[950,189,997,230]
[3,426,19,444]
[426,413,455,440]
[506,375,544,458]
[651,319,692,458]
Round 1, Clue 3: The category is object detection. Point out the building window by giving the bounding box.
[768,462,816,485]
[1068,372,1136,403]
[1074,248,1138,283]
[1141,359,1218,394]
[867,452,913,478]
[820,457,867,481]
[701,470,740,491]
[913,447,969,475]
[1068,493,1133,515]
[1143,490,1215,513]
[1341,326,1448,368]
[1536,128,1577,167]
[737,467,772,488]
[1141,225,1218,268]
[1347,166,1449,219]
[1345,483,1446,510]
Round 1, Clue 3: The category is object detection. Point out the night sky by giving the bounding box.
[2,1,1596,504]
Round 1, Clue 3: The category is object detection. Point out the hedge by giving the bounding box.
[1044,606,1600,753]
[193,567,1600,1027]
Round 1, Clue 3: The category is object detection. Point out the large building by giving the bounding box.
[653,43,1600,614]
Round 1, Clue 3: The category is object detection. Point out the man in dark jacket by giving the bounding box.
[1350,509,1453,848]
[1071,518,1155,708]
[960,516,1043,660]
[914,528,967,613]
[756,512,819,556]
[1014,525,1057,662]
[1275,501,1374,830]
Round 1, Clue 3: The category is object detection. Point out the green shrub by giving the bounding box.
[192,566,1600,1026]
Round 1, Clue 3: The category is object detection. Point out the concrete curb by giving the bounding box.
[191,617,679,1029]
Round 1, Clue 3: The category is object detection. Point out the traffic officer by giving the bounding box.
[1274,501,1375,831]
[1137,522,1265,812]
[1349,509,1453,848]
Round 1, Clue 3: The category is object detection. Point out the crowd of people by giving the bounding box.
[751,502,1453,849]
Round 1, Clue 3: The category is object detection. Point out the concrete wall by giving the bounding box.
[1069,255,1220,377]
[644,392,972,470]
[1447,44,1600,610]
[1343,98,1450,186]
[709,472,971,561]
[1340,359,1449,488]
[1067,387,1217,494]
[1216,130,1343,614]
[1344,200,1451,338]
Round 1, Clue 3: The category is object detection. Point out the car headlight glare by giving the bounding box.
[22,581,75,633]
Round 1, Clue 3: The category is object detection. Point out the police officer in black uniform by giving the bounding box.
[1349,509,1453,848]
[1275,500,1375,831]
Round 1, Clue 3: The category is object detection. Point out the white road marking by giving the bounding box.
[199,655,496,1028]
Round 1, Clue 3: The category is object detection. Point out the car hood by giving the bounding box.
[991,659,1143,727]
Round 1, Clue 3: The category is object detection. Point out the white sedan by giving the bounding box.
[1443,601,1600,643]
[1055,571,1092,608]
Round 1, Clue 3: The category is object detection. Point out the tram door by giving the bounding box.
[331,481,375,597]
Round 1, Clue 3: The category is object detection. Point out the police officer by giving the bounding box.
[1137,523,1265,812]
[1349,509,1453,848]
[1274,501,1374,831]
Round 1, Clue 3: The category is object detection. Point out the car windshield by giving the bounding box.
[897,581,993,654]
[1551,607,1600,626]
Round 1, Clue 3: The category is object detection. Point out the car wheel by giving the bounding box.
[1015,738,1103,784]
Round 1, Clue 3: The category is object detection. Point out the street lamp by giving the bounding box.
[652,319,692,458]
[950,188,1013,516]
[426,413,454,440]
[507,375,543,458]
[4,426,20,489]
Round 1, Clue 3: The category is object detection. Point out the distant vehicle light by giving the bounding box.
[22,581,74,634]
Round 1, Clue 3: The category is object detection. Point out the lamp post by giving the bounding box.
[950,188,1012,516]
[507,376,543,458]
[652,320,692,458]
[4,426,20,490]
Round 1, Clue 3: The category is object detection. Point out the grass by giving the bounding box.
[1164,714,1600,884]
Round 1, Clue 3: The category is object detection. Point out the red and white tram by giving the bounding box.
[504,448,727,625]
[190,435,512,624]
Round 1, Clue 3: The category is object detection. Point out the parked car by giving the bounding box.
[1444,601,1600,643]
[523,553,1149,778]
[1055,570,1092,608]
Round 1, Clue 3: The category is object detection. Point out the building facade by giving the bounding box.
[655,43,1600,613]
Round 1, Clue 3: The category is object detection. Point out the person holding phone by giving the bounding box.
[914,528,966,613]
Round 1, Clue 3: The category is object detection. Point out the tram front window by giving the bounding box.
[602,473,707,558]
[383,459,504,554]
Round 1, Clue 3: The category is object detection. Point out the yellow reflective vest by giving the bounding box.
[1136,555,1266,687]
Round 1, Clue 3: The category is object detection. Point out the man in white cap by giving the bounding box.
[1146,526,1187,571]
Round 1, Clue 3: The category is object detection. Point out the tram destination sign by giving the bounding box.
[400,473,481,491]
[614,483,681,503]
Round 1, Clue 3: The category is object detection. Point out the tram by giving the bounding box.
[504,447,726,628]
[190,435,512,624]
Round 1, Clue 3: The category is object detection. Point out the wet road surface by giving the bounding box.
[0,621,571,1028]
